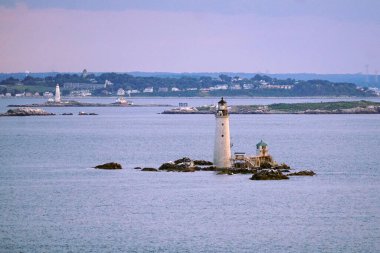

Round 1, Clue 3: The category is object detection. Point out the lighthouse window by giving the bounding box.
[221,135,224,137]
[222,123,224,126]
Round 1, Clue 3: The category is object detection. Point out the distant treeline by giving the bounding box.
[0,72,377,97]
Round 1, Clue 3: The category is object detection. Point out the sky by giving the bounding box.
[0,0,379,74]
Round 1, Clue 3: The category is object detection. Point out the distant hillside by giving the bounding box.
[0,72,377,97]
[128,72,379,88]
[1,72,377,88]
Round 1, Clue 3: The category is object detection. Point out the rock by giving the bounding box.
[0,107,55,116]
[287,170,316,176]
[158,161,195,172]
[61,113,73,115]
[94,162,122,170]
[193,160,213,166]
[79,112,98,115]
[250,169,289,180]
[141,167,158,172]
[278,163,291,170]
[217,169,234,175]
[174,157,192,164]
[259,162,272,169]
[158,162,178,171]
[200,166,217,171]
[134,167,142,170]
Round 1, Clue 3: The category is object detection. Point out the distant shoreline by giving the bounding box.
[1,95,380,100]
[162,100,380,115]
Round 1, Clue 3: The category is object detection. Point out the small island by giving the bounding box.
[162,100,380,114]
[135,157,314,180]
[0,107,55,116]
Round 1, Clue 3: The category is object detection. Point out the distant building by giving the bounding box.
[70,90,92,97]
[130,89,140,94]
[230,84,242,90]
[43,91,54,98]
[82,69,88,78]
[104,80,113,88]
[171,87,180,92]
[200,88,210,93]
[64,83,104,90]
[158,87,168,92]
[117,88,126,96]
[5,93,12,97]
[243,84,254,89]
[261,84,293,89]
[214,85,228,90]
[143,87,154,93]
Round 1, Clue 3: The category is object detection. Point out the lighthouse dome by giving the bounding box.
[256,140,268,149]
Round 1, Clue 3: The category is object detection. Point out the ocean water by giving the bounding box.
[0,97,379,252]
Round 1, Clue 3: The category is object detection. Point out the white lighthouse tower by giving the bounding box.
[54,84,61,103]
[213,97,231,168]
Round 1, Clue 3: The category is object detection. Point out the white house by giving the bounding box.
[117,88,126,96]
[143,87,154,93]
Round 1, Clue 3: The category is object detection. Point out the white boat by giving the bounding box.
[115,97,133,105]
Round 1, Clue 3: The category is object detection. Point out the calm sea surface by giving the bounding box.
[0,97,379,252]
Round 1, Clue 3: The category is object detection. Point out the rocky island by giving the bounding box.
[162,100,380,114]
[0,107,55,116]
[135,157,314,180]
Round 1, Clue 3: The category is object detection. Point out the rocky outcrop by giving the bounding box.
[141,167,158,172]
[79,112,98,115]
[94,162,122,170]
[250,169,289,180]
[0,107,55,116]
[158,157,213,172]
[158,162,195,172]
[287,170,316,176]
[193,160,213,166]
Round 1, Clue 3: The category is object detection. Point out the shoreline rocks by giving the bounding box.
[79,112,98,115]
[250,169,289,180]
[141,167,158,172]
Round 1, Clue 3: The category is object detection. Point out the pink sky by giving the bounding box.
[0,3,379,74]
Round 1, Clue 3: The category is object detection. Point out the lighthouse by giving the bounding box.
[54,84,61,103]
[213,97,231,168]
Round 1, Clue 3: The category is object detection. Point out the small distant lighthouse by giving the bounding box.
[54,84,61,103]
[213,97,231,168]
